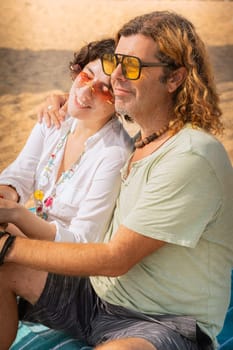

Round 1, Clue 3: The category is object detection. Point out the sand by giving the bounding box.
[0,0,233,172]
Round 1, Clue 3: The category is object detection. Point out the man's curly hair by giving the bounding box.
[117,11,223,135]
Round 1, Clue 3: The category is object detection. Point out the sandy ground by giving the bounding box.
[0,0,233,172]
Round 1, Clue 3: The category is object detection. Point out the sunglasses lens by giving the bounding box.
[76,71,91,86]
[123,56,140,80]
[102,54,116,76]
[91,82,114,103]
[102,54,140,80]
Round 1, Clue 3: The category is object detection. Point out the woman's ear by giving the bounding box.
[167,67,187,93]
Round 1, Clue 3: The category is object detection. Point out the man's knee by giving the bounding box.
[95,337,157,350]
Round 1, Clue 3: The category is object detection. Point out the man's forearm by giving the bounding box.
[1,225,165,277]
[5,237,114,276]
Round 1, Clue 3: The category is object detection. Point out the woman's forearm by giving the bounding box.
[7,206,56,241]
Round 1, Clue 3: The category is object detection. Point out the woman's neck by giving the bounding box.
[71,117,111,139]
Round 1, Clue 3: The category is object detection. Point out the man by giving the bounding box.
[0,10,232,350]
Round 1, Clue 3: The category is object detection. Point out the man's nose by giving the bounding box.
[111,63,125,81]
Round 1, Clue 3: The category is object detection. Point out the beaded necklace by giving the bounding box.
[34,128,83,220]
[134,125,169,148]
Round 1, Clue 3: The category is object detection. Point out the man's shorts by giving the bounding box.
[18,273,214,350]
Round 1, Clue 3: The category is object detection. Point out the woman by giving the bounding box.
[0,39,133,243]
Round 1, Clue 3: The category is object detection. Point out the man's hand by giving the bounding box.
[37,93,69,129]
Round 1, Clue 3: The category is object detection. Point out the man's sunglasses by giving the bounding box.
[101,53,169,80]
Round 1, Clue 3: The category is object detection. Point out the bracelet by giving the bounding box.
[0,230,10,239]
[0,231,16,265]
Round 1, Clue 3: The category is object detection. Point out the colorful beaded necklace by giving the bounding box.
[34,126,82,220]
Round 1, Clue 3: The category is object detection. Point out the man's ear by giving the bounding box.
[167,67,187,93]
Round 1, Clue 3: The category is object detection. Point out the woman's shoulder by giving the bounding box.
[104,118,134,150]
[39,115,74,138]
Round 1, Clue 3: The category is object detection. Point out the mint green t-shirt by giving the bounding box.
[91,126,233,346]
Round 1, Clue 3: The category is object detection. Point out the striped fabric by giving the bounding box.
[10,270,233,349]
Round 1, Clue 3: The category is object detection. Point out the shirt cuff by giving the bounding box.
[51,221,62,242]
[50,221,76,242]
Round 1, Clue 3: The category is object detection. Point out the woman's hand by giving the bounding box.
[0,198,20,235]
[0,199,33,237]
[0,185,19,202]
[0,198,19,224]
[37,93,69,129]
[0,198,56,241]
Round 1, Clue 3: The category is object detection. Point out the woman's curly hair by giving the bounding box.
[69,38,115,80]
[117,11,223,135]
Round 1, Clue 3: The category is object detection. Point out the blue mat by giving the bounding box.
[10,322,92,350]
[217,270,233,350]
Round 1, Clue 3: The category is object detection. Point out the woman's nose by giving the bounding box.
[75,81,93,95]
[74,84,93,105]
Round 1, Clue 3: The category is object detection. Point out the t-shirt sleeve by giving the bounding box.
[123,153,222,248]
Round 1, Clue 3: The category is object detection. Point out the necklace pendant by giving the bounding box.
[42,212,48,220]
[35,203,44,218]
[44,196,53,208]
[34,189,44,201]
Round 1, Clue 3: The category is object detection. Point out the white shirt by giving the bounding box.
[0,117,133,242]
